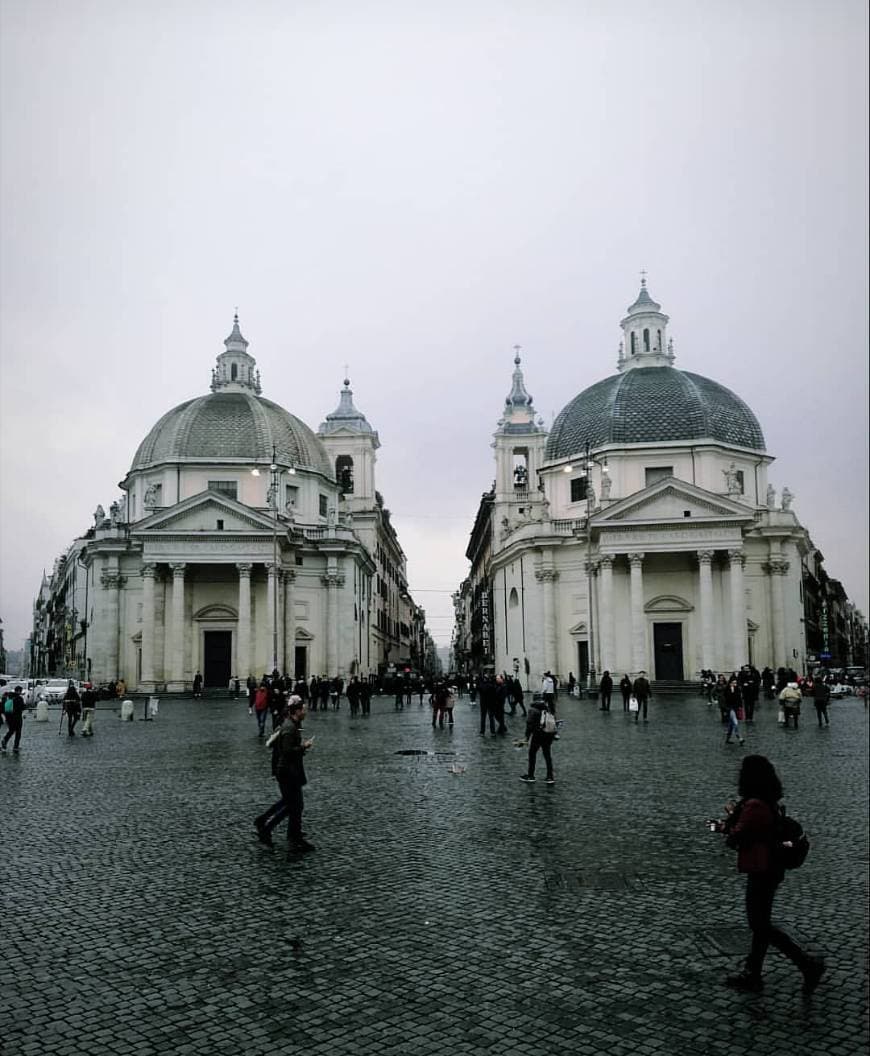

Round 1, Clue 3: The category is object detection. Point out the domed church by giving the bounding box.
[63,317,420,691]
[461,280,811,686]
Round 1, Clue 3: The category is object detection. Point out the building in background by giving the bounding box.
[457,281,867,686]
[30,318,427,690]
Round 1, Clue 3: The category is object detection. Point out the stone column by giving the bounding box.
[767,558,789,668]
[535,568,559,677]
[696,550,715,672]
[283,570,296,676]
[100,567,125,681]
[140,563,157,688]
[265,564,279,674]
[598,555,615,674]
[236,563,252,680]
[168,563,187,691]
[322,569,345,676]
[728,548,746,669]
[628,552,646,673]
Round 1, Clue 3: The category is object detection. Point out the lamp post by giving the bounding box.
[582,441,608,692]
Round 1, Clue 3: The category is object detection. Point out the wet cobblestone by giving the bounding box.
[2,693,868,1055]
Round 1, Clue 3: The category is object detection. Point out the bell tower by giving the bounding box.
[492,347,548,506]
[317,376,380,505]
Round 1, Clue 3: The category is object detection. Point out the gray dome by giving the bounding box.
[545,367,766,460]
[130,391,334,477]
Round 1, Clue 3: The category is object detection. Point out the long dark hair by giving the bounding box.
[738,755,783,805]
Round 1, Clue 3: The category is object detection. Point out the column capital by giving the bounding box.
[101,570,126,589]
[169,562,187,576]
[727,548,745,567]
[764,559,790,576]
[236,562,253,577]
[696,549,715,565]
[266,563,280,576]
[283,569,297,584]
[627,552,645,568]
[321,571,346,588]
[535,568,560,583]
[599,554,615,569]
[584,559,600,576]
[141,563,158,579]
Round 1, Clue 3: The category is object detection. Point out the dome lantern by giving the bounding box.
[211,312,262,394]
[618,273,671,372]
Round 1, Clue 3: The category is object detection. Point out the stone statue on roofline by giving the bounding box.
[781,487,794,511]
[766,484,776,510]
[600,473,612,501]
[723,462,741,496]
[93,504,105,526]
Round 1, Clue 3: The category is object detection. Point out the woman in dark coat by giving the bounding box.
[63,680,81,737]
[716,755,825,992]
[619,675,632,711]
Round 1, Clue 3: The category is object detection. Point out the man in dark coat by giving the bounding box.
[254,698,315,853]
[1,686,25,753]
[632,672,651,723]
[599,670,613,711]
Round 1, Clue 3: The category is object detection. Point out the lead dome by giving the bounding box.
[546,279,765,460]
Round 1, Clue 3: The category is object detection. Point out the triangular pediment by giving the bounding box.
[594,477,754,526]
[132,491,277,534]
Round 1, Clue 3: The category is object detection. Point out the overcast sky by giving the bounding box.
[1,0,868,653]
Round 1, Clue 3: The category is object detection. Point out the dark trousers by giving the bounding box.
[600,691,611,711]
[479,702,496,734]
[634,695,648,721]
[527,732,554,779]
[255,708,268,736]
[744,873,809,977]
[256,796,288,832]
[542,693,555,716]
[66,709,80,735]
[2,717,22,749]
[277,776,304,842]
[361,696,371,716]
[621,689,631,711]
[815,703,829,726]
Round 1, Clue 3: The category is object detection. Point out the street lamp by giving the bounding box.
[583,441,609,693]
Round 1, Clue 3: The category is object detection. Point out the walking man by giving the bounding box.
[519,696,557,785]
[1,686,25,753]
[541,671,556,715]
[599,670,613,711]
[63,680,81,737]
[80,682,97,737]
[254,697,315,853]
[812,678,831,728]
[632,671,651,723]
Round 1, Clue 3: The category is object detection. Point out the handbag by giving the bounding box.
[736,706,745,720]
[628,696,639,712]
[777,707,785,724]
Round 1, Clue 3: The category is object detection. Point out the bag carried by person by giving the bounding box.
[628,696,639,713]
[777,707,785,724]
[3,696,13,714]
[774,805,810,870]
[539,709,557,734]
[736,706,745,720]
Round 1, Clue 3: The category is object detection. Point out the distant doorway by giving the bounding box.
[203,630,232,687]
[653,622,684,680]
[294,645,308,681]
[577,641,590,682]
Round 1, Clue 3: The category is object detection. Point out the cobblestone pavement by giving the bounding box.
[2,691,868,1056]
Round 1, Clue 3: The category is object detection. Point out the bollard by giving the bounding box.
[35,699,50,722]
[120,699,135,721]
[147,696,159,720]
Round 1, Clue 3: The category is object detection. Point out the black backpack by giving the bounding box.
[774,805,810,870]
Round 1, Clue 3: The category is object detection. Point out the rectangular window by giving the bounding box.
[645,466,673,486]
[734,470,745,494]
[216,519,224,530]
[285,484,299,509]
[295,554,303,567]
[570,476,588,503]
[319,494,328,518]
[208,480,238,500]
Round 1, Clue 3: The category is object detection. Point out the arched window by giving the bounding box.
[509,588,519,608]
[336,455,354,494]
[512,450,529,490]
[231,363,238,380]
[643,328,650,353]
[630,332,637,355]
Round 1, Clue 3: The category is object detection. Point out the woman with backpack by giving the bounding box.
[714,755,825,993]
[519,696,557,785]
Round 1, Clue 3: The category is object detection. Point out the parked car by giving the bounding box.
[829,683,853,698]
[36,679,81,703]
